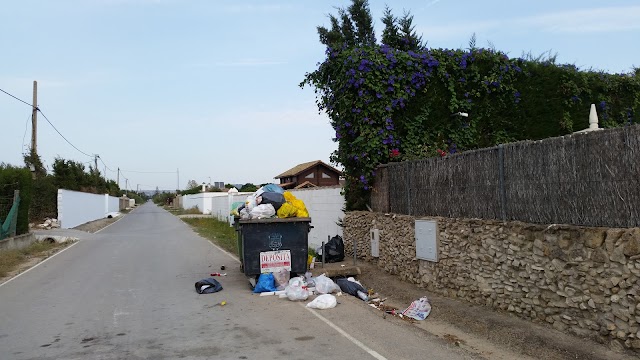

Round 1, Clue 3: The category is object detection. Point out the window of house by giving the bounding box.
[305,173,314,179]
[322,172,332,179]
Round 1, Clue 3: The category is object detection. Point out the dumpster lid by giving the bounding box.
[238,217,311,224]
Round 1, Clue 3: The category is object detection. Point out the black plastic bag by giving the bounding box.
[195,278,223,294]
[259,192,285,211]
[336,278,366,296]
[323,235,345,263]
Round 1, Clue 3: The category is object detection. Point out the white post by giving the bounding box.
[573,104,602,134]
[589,103,599,130]
[228,187,238,226]
[104,194,109,217]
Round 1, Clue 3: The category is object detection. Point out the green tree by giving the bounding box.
[187,179,199,190]
[381,6,400,49]
[239,183,258,192]
[317,0,375,48]
[397,10,424,51]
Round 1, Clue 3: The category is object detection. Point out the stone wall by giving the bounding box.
[344,211,640,352]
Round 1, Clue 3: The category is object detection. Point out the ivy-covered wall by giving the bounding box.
[303,45,640,210]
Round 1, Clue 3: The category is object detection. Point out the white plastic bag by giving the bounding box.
[285,276,309,301]
[306,294,337,309]
[250,204,276,219]
[314,274,339,294]
[273,268,290,291]
[239,207,251,220]
[245,195,257,212]
[402,296,432,320]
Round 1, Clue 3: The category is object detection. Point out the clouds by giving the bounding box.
[418,5,640,41]
[524,6,640,33]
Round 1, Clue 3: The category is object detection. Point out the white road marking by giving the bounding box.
[0,240,80,288]
[199,222,386,359]
[305,306,388,360]
[96,208,133,234]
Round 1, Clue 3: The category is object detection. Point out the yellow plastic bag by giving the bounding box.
[277,202,298,218]
[283,192,309,218]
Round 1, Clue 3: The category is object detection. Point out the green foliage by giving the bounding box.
[317,0,375,49]
[302,1,640,211]
[179,187,201,195]
[30,175,57,221]
[239,183,258,192]
[152,191,174,205]
[0,164,32,235]
[181,217,238,255]
[120,190,145,205]
[51,158,120,196]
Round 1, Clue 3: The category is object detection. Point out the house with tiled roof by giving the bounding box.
[274,160,343,189]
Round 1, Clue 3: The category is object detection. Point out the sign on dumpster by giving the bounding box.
[260,250,291,273]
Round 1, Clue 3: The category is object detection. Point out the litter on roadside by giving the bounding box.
[195,277,223,294]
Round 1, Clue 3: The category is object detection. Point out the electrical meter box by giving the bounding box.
[415,219,439,262]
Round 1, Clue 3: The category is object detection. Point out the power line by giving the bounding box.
[37,109,93,158]
[22,113,30,155]
[3,85,160,191]
[98,156,115,173]
[0,87,34,107]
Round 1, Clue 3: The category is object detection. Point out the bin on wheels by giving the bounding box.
[235,217,311,278]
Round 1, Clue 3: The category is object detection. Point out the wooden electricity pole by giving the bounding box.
[31,81,38,154]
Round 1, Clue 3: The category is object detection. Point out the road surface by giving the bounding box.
[0,202,476,360]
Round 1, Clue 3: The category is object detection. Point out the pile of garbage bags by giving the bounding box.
[231,184,309,220]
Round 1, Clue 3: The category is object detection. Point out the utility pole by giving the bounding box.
[31,81,38,154]
[177,168,180,191]
[117,168,120,187]
[94,155,99,174]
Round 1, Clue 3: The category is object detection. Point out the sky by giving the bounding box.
[1,0,639,191]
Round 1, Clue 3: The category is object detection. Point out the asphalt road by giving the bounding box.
[0,203,477,360]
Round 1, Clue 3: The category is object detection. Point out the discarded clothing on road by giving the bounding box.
[195,277,223,294]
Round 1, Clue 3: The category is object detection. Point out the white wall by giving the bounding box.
[180,187,345,249]
[107,196,119,213]
[182,193,217,214]
[290,186,345,249]
[57,189,121,229]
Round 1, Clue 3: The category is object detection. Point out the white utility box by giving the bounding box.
[415,219,439,262]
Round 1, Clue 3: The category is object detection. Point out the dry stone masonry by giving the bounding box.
[344,211,640,352]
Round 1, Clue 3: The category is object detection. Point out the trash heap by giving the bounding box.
[251,269,432,320]
[231,184,309,220]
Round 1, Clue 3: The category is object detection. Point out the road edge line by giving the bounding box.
[305,306,388,360]
[202,234,241,264]
[0,240,80,288]
[96,207,135,234]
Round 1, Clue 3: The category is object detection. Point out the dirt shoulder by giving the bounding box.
[73,216,121,233]
[354,261,636,360]
[0,241,75,284]
[0,215,124,285]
